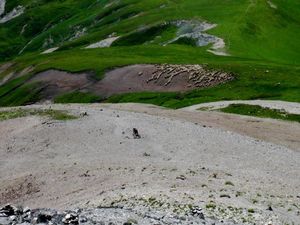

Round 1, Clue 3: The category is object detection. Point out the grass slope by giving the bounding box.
[0,0,299,107]
[54,91,102,104]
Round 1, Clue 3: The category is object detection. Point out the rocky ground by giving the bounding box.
[0,103,299,225]
[165,20,229,56]
[0,203,242,225]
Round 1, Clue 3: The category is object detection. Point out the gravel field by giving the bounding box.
[0,103,299,224]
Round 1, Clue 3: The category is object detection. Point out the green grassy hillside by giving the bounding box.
[0,0,299,107]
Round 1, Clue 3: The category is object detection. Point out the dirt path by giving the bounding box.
[180,100,300,114]
[0,103,299,224]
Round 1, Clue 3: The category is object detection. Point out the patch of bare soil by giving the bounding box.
[24,64,233,101]
[92,64,233,97]
[0,175,40,205]
[28,69,93,100]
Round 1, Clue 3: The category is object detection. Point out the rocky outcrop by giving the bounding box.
[0,2,25,24]
[85,36,120,49]
[165,20,230,56]
[0,205,79,225]
[42,47,59,54]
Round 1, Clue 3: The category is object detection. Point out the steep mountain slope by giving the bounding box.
[0,0,299,106]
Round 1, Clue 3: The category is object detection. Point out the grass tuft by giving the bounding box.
[54,91,102,103]
[225,181,234,186]
[0,109,77,121]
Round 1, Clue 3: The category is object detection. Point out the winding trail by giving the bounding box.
[180,100,300,114]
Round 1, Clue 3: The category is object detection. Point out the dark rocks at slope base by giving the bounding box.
[0,205,19,216]
[190,206,205,219]
[0,204,242,225]
[0,205,77,225]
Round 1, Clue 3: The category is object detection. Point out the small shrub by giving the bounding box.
[206,203,216,210]
[225,181,234,186]
[248,208,255,213]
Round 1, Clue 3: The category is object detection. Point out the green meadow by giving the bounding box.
[0,0,299,107]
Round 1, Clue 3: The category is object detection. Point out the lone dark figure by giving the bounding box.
[133,128,141,139]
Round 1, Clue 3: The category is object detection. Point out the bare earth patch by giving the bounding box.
[28,69,93,100]
[25,64,233,100]
[93,64,233,97]
[0,175,40,205]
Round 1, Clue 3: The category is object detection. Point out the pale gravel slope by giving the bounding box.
[0,104,299,224]
[105,103,300,151]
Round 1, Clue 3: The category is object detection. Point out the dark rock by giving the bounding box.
[37,213,52,223]
[23,207,30,214]
[79,216,88,223]
[176,175,186,180]
[80,170,90,177]
[80,112,88,117]
[23,212,32,223]
[190,206,205,220]
[132,128,141,139]
[267,206,273,211]
[0,204,17,216]
[220,194,231,198]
